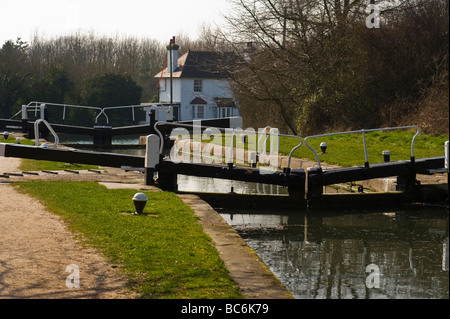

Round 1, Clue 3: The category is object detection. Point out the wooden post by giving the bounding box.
[21,105,28,133]
[145,134,160,185]
[156,171,178,192]
[305,167,324,198]
[93,126,112,146]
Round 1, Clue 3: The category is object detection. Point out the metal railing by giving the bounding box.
[284,134,303,171]
[96,105,144,125]
[12,102,147,125]
[20,102,108,124]
[304,125,420,170]
[34,119,60,146]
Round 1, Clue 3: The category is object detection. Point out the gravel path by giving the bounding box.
[0,157,137,299]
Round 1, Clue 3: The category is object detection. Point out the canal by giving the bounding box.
[176,175,448,299]
[62,135,449,299]
[219,206,448,299]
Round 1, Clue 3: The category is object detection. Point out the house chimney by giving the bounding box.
[167,36,180,73]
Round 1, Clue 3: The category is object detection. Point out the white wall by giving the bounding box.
[159,78,182,103]
[180,79,235,121]
[159,77,238,121]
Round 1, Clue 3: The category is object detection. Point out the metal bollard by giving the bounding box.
[320,142,327,153]
[132,193,148,215]
[382,150,391,162]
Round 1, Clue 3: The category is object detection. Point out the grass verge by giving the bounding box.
[197,130,448,167]
[19,159,98,172]
[281,130,449,167]
[15,181,242,299]
[1,137,98,171]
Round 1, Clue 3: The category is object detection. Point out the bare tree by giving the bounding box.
[220,0,448,135]
[221,0,372,134]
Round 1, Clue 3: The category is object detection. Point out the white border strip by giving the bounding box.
[0,143,6,157]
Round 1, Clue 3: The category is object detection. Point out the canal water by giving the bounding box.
[176,174,448,299]
[220,206,448,299]
[62,135,449,299]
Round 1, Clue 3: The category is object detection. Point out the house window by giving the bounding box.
[194,80,202,92]
[221,107,232,118]
[197,105,204,118]
[193,105,204,119]
[215,98,236,118]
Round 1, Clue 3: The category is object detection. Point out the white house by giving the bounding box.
[146,39,241,124]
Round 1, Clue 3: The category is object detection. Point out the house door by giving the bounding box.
[172,105,179,121]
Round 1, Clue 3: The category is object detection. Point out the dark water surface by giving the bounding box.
[220,206,449,299]
[176,174,449,299]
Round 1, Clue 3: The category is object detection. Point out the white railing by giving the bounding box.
[304,126,420,170]
[34,119,60,146]
[24,102,108,124]
[96,105,144,125]
[12,101,147,125]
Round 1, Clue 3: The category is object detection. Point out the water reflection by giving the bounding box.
[221,208,449,299]
[177,175,289,195]
[59,134,140,145]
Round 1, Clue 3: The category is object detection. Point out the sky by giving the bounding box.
[0,0,230,45]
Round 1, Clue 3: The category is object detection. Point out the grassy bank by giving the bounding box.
[281,130,449,167]
[15,181,242,299]
[198,129,448,167]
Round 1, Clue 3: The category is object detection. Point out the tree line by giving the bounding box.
[1,0,448,134]
[222,0,449,136]
[0,31,212,126]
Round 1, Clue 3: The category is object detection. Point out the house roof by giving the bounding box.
[155,51,237,79]
[214,98,237,108]
[190,97,208,105]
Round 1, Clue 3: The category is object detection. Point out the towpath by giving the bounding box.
[0,157,139,299]
[0,155,293,299]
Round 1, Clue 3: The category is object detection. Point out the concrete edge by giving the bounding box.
[177,193,294,299]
